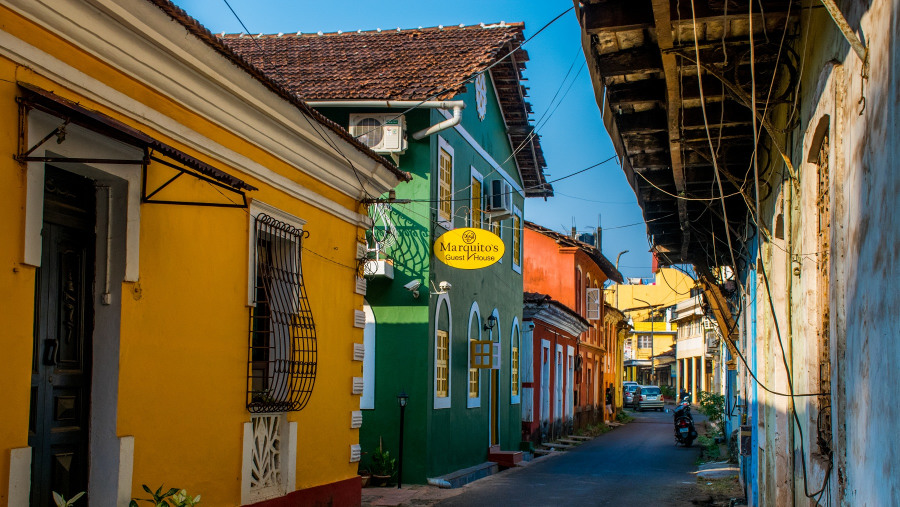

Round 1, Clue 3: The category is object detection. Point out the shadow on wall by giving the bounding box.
[388,207,431,277]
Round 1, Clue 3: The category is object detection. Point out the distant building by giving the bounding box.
[672,294,725,398]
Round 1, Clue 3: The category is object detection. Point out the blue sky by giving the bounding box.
[173,0,655,279]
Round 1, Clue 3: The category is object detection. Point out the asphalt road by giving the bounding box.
[437,407,704,506]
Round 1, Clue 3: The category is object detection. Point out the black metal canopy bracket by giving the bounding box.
[16,83,255,209]
[141,151,248,208]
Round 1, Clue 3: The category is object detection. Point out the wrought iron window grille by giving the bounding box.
[248,214,316,413]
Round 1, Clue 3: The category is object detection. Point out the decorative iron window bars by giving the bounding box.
[248,214,316,413]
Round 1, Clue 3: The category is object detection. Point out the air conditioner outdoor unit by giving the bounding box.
[348,114,407,153]
[485,179,513,219]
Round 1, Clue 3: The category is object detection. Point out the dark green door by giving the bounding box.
[30,167,95,506]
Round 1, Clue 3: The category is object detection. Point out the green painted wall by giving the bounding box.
[318,72,528,483]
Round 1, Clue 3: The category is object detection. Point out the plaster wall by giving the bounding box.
[0,5,380,504]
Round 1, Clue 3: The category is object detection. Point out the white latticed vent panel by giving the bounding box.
[352,377,364,394]
[249,414,285,500]
[353,343,365,361]
[354,309,366,328]
[351,411,363,428]
[355,276,367,295]
[356,243,367,259]
[350,444,361,462]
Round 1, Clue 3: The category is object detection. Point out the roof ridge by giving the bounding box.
[218,21,524,38]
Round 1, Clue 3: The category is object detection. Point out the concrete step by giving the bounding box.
[533,448,564,456]
[556,438,582,445]
[544,441,577,450]
[568,435,593,441]
[427,461,498,489]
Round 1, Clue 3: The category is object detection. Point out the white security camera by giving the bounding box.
[438,281,452,292]
[403,280,421,298]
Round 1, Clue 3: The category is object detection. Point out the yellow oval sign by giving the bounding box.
[434,227,505,269]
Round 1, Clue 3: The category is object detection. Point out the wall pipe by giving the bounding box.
[304,100,467,140]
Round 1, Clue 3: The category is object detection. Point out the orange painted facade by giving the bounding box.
[523,224,619,426]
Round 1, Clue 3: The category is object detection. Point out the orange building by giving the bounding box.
[522,222,623,430]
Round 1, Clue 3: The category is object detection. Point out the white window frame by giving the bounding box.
[512,206,523,273]
[586,287,602,320]
[470,166,484,228]
[566,346,575,420]
[437,135,455,230]
[638,335,653,349]
[434,293,453,409]
[489,214,504,263]
[467,301,483,408]
[510,318,521,405]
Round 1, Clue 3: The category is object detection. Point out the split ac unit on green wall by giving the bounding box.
[349,114,408,153]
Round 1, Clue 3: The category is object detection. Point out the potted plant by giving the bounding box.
[370,437,396,487]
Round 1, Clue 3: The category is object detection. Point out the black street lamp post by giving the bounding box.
[397,391,408,489]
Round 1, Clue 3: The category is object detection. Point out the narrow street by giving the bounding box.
[437,409,706,506]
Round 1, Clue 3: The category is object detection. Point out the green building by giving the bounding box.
[223,22,551,484]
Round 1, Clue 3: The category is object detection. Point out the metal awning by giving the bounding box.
[17,83,255,208]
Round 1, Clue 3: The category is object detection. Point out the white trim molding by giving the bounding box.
[466,301,482,409]
[433,293,453,409]
[436,135,455,230]
[510,317,521,405]
[8,447,31,507]
[512,206,523,274]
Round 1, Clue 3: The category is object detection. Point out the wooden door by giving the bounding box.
[30,167,95,506]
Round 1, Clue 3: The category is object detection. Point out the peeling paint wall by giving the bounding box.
[749,1,900,505]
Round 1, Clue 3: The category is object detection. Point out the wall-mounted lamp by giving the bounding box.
[396,390,409,489]
[483,315,497,331]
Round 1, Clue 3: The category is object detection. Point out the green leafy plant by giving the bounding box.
[698,391,726,439]
[615,410,634,424]
[696,434,721,463]
[370,437,397,477]
[53,491,85,507]
[659,385,675,400]
[129,485,200,507]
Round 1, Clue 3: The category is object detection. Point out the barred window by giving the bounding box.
[248,214,316,413]
[470,170,483,228]
[438,138,454,225]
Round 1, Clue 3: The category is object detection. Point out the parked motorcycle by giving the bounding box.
[673,394,697,446]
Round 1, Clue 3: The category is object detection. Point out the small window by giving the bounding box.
[638,336,652,349]
[248,213,316,413]
[512,207,522,272]
[438,137,454,227]
[470,167,483,228]
[436,330,449,398]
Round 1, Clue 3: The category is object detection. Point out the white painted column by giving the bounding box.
[700,355,707,394]
[676,358,682,395]
[690,357,697,401]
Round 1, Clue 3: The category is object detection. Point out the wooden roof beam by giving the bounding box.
[593,47,662,76]
[650,0,690,261]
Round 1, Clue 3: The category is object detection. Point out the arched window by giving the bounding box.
[434,294,452,409]
[511,318,521,404]
[467,301,482,408]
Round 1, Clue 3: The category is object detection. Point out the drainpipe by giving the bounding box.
[304,100,466,140]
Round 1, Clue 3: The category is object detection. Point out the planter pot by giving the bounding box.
[371,474,392,487]
[359,474,371,488]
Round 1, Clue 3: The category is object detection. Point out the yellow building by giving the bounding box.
[0,0,406,505]
[623,320,677,386]
[608,268,694,387]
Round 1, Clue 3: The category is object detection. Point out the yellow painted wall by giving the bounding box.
[607,267,695,319]
[0,58,37,506]
[0,6,367,504]
[630,322,677,360]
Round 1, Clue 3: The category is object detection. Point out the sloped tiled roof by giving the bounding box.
[221,24,522,100]
[221,24,552,197]
[141,0,409,182]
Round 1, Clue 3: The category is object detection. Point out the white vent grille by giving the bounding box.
[356,243,367,259]
[350,444,361,462]
[355,276,367,295]
[351,411,363,428]
[353,343,365,361]
[249,414,285,500]
[354,309,366,328]
[352,377,364,394]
